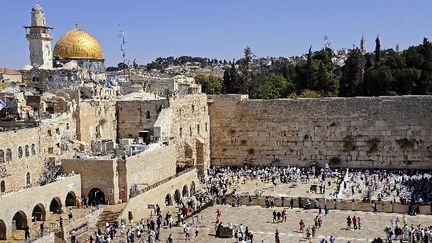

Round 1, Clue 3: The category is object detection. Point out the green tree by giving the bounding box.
[375,35,381,64]
[222,64,242,93]
[195,74,222,94]
[339,49,365,96]
[254,74,294,99]
[289,89,323,98]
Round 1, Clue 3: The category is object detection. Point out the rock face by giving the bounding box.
[208,95,432,169]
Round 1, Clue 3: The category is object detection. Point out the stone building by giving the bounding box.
[116,93,211,176]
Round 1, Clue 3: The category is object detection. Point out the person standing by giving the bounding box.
[299,219,305,232]
[329,234,336,243]
[275,229,280,243]
[347,216,352,229]
[195,225,199,237]
[352,216,357,230]
[24,225,30,240]
[358,217,361,229]
[290,198,294,209]
[168,234,174,243]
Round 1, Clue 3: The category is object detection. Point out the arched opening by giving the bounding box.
[32,203,46,221]
[25,145,29,157]
[88,188,106,206]
[49,197,62,214]
[182,185,189,197]
[65,191,77,207]
[145,111,150,119]
[190,181,196,196]
[174,189,181,204]
[0,219,6,240]
[18,146,23,158]
[0,150,4,163]
[6,149,11,162]
[26,172,31,186]
[12,211,27,230]
[165,194,173,206]
[0,180,5,193]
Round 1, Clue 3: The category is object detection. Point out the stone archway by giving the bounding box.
[88,188,106,206]
[165,194,173,206]
[190,181,196,196]
[12,211,27,230]
[182,185,189,197]
[174,189,181,204]
[0,219,6,240]
[65,191,77,207]
[32,203,46,221]
[49,197,62,214]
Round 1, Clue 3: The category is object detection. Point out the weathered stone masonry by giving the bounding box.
[209,95,432,169]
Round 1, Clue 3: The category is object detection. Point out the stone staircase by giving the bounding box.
[96,204,126,229]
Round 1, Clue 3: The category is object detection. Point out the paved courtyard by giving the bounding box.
[157,205,432,243]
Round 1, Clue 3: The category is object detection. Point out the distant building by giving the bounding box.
[0,68,22,83]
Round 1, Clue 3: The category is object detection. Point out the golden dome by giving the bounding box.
[54,28,104,60]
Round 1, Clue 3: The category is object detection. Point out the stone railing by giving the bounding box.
[217,194,432,215]
[129,167,195,198]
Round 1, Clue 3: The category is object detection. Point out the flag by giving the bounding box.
[0,100,5,111]
[105,80,116,89]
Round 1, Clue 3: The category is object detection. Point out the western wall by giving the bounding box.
[208,95,432,169]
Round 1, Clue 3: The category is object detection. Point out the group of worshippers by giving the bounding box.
[337,169,432,205]
[383,216,432,242]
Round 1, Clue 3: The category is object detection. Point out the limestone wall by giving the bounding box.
[119,144,177,199]
[209,95,432,169]
[117,99,168,139]
[0,113,76,193]
[0,175,81,239]
[77,100,117,144]
[119,169,199,221]
[169,94,211,176]
[62,159,119,204]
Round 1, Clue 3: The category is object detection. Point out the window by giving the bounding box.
[197,124,200,135]
[0,150,4,163]
[47,130,52,136]
[66,123,70,130]
[190,126,192,137]
[25,145,29,157]
[31,144,36,155]
[48,147,54,154]
[6,149,11,162]
[18,146,23,158]
[205,122,208,132]
[56,128,61,135]
[145,111,150,119]
[192,105,195,113]
[26,172,31,186]
[179,127,182,138]
[0,180,5,193]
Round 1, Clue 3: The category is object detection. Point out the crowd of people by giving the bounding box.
[337,169,432,205]
[383,216,432,242]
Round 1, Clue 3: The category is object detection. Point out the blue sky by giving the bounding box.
[1,1,431,68]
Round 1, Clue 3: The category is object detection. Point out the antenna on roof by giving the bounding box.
[118,25,127,65]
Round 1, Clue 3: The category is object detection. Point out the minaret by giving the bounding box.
[360,34,366,54]
[24,4,53,69]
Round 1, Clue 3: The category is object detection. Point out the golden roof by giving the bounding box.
[54,28,104,60]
